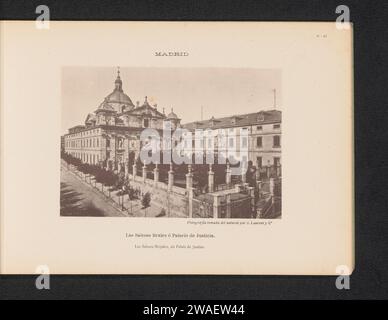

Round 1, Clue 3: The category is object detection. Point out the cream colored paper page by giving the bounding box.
[0,21,353,274]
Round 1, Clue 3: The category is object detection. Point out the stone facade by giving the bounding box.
[182,110,281,168]
[64,69,181,168]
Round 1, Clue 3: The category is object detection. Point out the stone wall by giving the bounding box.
[192,192,252,219]
[128,175,189,218]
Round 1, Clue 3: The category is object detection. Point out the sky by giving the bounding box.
[61,67,281,134]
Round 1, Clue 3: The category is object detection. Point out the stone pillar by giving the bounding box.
[256,166,261,181]
[270,178,275,204]
[208,164,214,193]
[186,165,193,190]
[124,160,128,178]
[168,163,174,191]
[154,163,159,185]
[142,164,147,182]
[225,162,232,186]
[186,165,194,218]
[241,163,247,184]
[132,162,137,182]
[226,193,231,218]
[213,194,220,218]
[188,187,194,218]
[257,181,262,200]
[118,162,122,173]
[248,186,255,216]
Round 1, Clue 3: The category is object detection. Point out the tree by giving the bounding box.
[94,168,106,192]
[116,171,125,189]
[100,171,118,197]
[141,192,151,209]
[61,152,82,168]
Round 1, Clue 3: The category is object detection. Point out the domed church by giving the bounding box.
[64,68,181,170]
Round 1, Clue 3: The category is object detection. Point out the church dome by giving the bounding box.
[105,90,133,105]
[104,68,134,107]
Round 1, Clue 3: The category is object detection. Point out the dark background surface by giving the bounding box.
[0,0,387,300]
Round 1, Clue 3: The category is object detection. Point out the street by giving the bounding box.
[61,165,165,217]
[61,165,126,217]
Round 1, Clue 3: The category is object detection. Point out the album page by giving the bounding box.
[0,21,353,274]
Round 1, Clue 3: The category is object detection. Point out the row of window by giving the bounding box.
[71,152,100,164]
[180,135,281,149]
[256,156,281,168]
[66,138,100,149]
[185,124,281,137]
[66,135,281,150]
[256,136,281,148]
[228,136,280,148]
[238,124,281,132]
[68,128,101,138]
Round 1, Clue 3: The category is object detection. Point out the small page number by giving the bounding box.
[316,34,328,38]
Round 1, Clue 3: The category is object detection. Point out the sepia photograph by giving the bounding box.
[61,67,282,219]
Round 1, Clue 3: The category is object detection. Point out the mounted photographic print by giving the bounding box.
[60,67,282,219]
[0,21,353,275]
